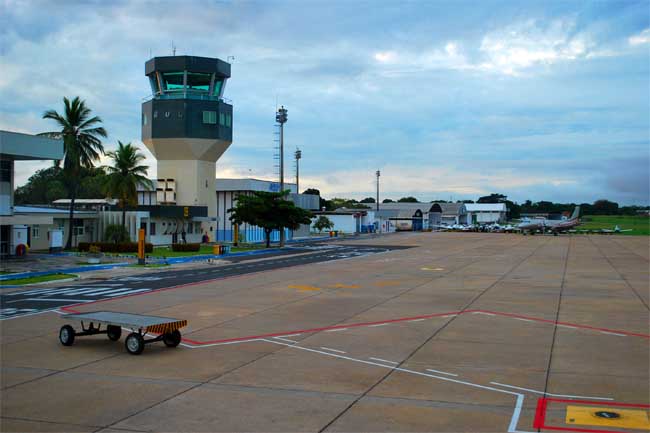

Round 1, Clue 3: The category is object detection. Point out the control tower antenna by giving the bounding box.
[172,41,176,56]
[295,148,302,193]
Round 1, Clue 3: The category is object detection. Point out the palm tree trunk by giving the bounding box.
[65,192,75,250]
[121,203,126,241]
[265,229,271,248]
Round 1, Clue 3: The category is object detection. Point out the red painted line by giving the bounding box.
[56,274,649,345]
[477,310,650,339]
[180,310,465,345]
[536,397,650,433]
[533,397,548,429]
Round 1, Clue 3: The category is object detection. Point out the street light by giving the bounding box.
[295,148,302,193]
[376,170,380,212]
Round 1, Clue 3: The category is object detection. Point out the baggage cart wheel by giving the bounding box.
[59,325,75,346]
[163,330,182,348]
[107,325,122,341]
[125,332,145,355]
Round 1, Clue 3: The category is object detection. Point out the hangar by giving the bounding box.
[464,203,507,224]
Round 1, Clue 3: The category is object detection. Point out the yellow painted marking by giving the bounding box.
[374,281,401,287]
[420,267,445,271]
[331,283,360,289]
[288,284,321,292]
[566,406,650,430]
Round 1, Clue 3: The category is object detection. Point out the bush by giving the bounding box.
[104,224,130,243]
[171,243,201,252]
[78,242,153,253]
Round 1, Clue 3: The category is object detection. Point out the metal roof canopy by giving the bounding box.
[0,130,63,161]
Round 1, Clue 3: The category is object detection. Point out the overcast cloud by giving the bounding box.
[2,0,649,204]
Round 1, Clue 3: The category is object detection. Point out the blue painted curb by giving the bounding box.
[0,245,307,282]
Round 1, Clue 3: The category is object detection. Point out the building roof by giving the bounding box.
[14,206,96,216]
[0,130,63,161]
[52,199,117,205]
[430,203,467,216]
[215,178,298,193]
[464,203,507,212]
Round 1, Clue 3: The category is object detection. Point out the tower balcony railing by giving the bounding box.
[142,91,232,105]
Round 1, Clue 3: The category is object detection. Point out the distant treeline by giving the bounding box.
[15,170,647,219]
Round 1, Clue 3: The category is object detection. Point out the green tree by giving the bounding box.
[382,198,395,203]
[397,196,419,203]
[360,197,376,203]
[40,96,107,249]
[477,193,507,203]
[313,215,334,233]
[104,141,153,234]
[229,190,313,248]
[104,224,130,243]
[15,166,107,205]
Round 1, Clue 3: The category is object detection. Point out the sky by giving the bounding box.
[2,0,649,205]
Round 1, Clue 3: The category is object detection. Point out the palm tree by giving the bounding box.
[104,142,153,238]
[40,96,107,249]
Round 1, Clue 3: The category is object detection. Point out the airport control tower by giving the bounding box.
[142,56,232,235]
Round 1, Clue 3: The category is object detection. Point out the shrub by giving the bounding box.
[171,243,201,252]
[78,242,153,253]
[104,224,130,243]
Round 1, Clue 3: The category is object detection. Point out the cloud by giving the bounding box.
[629,28,650,46]
[3,2,649,206]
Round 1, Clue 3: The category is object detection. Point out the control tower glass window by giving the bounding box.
[161,72,184,91]
[187,73,211,92]
[212,79,223,97]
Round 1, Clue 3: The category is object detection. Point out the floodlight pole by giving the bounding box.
[295,148,302,193]
[276,106,288,247]
[376,170,380,212]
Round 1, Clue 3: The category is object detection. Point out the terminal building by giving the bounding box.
[0,131,64,256]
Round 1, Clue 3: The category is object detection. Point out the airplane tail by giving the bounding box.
[569,206,580,221]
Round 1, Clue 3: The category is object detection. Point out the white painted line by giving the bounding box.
[473,312,495,316]
[22,298,93,302]
[320,347,346,354]
[283,333,301,337]
[600,331,626,337]
[514,318,534,323]
[273,336,298,344]
[261,339,535,433]
[369,323,388,327]
[369,357,398,364]
[180,338,263,349]
[408,318,426,322]
[105,288,151,297]
[489,382,613,400]
[441,314,457,318]
[556,324,577,329]
[325,328,348,332]
[426,368,458,377]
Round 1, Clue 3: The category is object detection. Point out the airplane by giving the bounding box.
[518,206,581,235]
[576,225,633,235]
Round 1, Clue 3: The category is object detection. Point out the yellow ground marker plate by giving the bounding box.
[420,267,445,271]
[566,405,650,430]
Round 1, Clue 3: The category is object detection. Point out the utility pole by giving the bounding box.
[275,105,288,246]
[295,148,301,193]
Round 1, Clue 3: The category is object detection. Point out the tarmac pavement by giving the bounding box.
[0,233,648,432]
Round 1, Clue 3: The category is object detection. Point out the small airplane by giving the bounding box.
[575,225,633,235]
[518,206,581,235]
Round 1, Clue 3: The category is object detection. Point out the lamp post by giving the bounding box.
[376,170,380,212]
[275,106,288,246]
[295,148,302,193]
